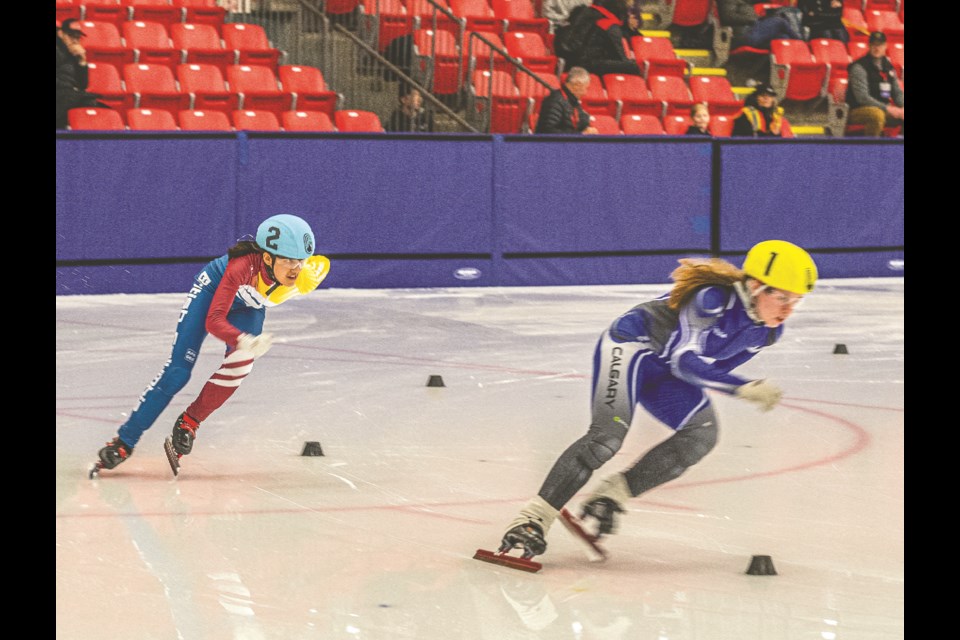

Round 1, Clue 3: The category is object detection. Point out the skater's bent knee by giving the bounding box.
[676,424,717,466]
[577,434,623,470]
[156,366,191,395]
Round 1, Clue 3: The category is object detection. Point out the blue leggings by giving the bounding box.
[117,280,265,448]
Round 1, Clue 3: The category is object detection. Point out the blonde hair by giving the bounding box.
[690,102,709,118]
[668,257,745,310]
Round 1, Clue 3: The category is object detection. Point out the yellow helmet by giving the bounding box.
[742,240,817,294]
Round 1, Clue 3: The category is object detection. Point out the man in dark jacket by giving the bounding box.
[566,0,641,77]
[846,31,903,137]
[57,19,106,129]
[534,67,599,134]
[717,0,803,50]
[798,0,847,42]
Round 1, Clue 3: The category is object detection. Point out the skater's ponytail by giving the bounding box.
[668,258,744,310]
[227,239,263,260]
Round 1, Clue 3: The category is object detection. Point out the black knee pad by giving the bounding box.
[576,431,624,470]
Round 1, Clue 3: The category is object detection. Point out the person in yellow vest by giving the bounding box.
[732,82,784,137]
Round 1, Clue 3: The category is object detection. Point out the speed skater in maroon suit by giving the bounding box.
[90,214,330,478]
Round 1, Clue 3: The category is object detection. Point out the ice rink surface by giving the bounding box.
[56,278,904,640]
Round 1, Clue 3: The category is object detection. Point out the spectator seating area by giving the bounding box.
[60,0,903,135]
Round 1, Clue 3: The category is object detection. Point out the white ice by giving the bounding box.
[56,278,904,640]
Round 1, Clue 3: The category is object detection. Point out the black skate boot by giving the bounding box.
[580,497,625,536]
[499,520,547,559]
[89,437,134,478]
[170,412,200,455]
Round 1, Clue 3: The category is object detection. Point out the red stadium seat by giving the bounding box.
[647,74,695,116]
[334,109,386,132]
[82,0,127,27]
[708,113,734,136]
[631,36,689,78]
[67,107,126,130]
[122,20,181,70]
[178,109,233,130]
[222,23,284,72]
[129,0,183,28]
[620,113,665,135]
[449,0,504,35]
[86,62,136,113]
[170,23,235,74]
[602,73,663,118]
[358,0,415,53]
[126,107,179,129]
[504,31,557,75]
[589,113,621,134]
[663,113,692,134]
[466,69,525,132]
[281,110,337,131]
[770,39,828,101]
[79,20,135,67]
[173,0,227,33]
[492,0,548,38]
[465,32,513,77]
[888,41,903,78]
[688,75,743,117]
[123,62,191,111]
[810,37,850,80]
[278,65,340,117]
[864,9,903,44]
[226,64,295,117]
[177,63,239,113]
[57,0,83,24]
[231,109,282,131]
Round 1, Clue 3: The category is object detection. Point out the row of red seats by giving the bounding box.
[87,62,340,118]
[67,20,284,73]
[352,0,551,53]
[466,67,749,133]
[574,111,793,137]
[772,38,904,103]
[56,0,227,31]
[841,6,904,44]
[67,107,386,131]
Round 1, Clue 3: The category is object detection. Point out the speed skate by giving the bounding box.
[559,508,608,562]
[473,548,543,573]
[163,436,181,477]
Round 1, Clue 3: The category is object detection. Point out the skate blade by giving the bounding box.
[88,463,102,480]
[473,549,542,573]
[559,508,608,562]
[163,437,181,477]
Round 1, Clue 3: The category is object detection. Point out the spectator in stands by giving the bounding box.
[717,0,803,50]
[845,31,904,137]
[731,82,784,137]
[543,0,592,33]
[387,87,435,133]
[535,67,600,135]
[57,18,107,129]
[798,0,848,43]
[686,102,712,136]
[565,0,643,77]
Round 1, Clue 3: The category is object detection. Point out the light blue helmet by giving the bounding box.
[256,214,315,260]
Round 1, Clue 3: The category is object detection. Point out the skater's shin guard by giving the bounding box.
[185,349,255,422]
